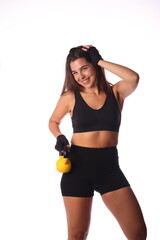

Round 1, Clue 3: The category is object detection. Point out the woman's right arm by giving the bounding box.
[48,91,73,137]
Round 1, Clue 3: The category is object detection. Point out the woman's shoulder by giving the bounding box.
[60,90,75,103]
[61,90,75,97]
[60,91,75,112]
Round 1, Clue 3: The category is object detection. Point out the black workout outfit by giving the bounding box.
[61,88,130,197]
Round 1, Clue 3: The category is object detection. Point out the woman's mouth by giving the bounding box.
[81,78,89,84]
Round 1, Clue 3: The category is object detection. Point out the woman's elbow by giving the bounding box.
[48,118,60,132]
[135,73,140,83]
[132,72,140,87]
[48,119,52,131]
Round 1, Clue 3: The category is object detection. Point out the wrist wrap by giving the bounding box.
[55,135,69,152]
[87,47,103,65]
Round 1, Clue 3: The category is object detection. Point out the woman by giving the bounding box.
[49,45,147,240]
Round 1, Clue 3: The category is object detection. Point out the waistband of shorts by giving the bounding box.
[70,144,117,152]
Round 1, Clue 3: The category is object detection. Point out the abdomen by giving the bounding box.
[71,131,119,148]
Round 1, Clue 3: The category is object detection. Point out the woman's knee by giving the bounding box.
[68,228,89,240]
[127,223,147,240]
[135,225,147,240]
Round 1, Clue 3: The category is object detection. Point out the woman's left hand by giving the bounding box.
[82,45,93,51]
[82,45,103,65]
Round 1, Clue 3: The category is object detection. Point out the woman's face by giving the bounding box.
[70,58,97,89]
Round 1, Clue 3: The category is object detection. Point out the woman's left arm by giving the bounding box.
[98,60,139,100]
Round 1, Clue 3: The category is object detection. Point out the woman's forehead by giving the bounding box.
[70,58,90,71]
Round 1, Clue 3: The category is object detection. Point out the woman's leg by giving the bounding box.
[63,196,93,240]
[102,187,147,240]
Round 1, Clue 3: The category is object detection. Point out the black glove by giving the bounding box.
[87,47,103,65]
[55,135,69,152]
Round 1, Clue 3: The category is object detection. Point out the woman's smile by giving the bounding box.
[79,77,89,84]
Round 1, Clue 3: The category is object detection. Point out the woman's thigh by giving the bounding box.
[102,187,147,239]
[63,197,93,237]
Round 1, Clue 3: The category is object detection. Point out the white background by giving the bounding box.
[0,0,160,239]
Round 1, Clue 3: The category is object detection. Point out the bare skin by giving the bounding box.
[49,45,147,239]
[63,187,147,240]
[63,197,93,240]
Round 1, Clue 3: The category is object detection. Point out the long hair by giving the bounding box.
[61,46,113,96]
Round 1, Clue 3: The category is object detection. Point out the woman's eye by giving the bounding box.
[83,67,87,71]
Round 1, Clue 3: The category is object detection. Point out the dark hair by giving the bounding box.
[61,46,112,96]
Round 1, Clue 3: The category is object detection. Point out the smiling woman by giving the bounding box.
[61,46,113,96]
[48,45,147,239]
[70,59,97,88]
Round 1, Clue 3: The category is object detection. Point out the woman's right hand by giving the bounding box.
[55,135,70,152]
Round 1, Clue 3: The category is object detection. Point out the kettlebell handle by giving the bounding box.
[59,146,69,158]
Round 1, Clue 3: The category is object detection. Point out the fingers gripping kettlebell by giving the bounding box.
[56,150,71,173]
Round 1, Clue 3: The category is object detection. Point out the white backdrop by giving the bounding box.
[0,0,160,239]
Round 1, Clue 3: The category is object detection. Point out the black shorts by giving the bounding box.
[61,145,130,197]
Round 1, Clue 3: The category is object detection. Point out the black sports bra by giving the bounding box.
[71,88,121,133]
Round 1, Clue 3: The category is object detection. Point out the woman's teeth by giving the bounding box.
[82,78,89,83]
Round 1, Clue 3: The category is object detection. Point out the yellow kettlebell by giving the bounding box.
[56,151,71,173]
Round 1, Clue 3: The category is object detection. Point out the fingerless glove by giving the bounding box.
[87,47,103,65]
[55,135,69,152]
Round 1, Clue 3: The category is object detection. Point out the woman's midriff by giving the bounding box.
[71,131,119,148]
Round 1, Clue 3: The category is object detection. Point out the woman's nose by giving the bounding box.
[78,71,85,81]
